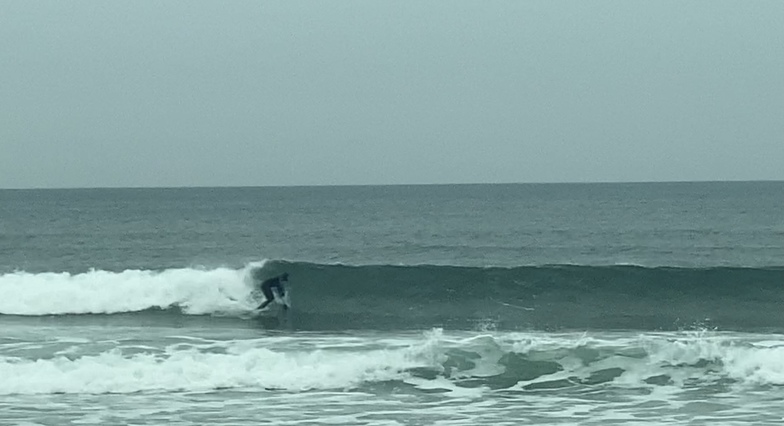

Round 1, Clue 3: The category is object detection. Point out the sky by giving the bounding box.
[1,1,783,189]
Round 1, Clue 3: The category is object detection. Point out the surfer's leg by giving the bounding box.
[257,282,274,309]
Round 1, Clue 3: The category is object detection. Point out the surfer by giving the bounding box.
[256,272,289,310]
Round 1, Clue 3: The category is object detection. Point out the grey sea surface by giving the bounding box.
[1,182,784,425]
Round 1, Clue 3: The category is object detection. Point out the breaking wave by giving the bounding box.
[1,330,783,395]
[1,260,783,332]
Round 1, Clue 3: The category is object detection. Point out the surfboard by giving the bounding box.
[249,288,291,318]
[249,305,278,318]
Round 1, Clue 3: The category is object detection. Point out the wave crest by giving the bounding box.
[0,266,259,316]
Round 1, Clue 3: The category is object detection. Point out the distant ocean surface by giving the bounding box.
[2,182,783,425]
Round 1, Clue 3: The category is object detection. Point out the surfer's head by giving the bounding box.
[281,272,289,281]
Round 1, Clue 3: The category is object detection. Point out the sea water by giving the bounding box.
[1,182,783,425]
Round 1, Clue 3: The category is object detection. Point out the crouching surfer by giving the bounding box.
[256,272,289,310]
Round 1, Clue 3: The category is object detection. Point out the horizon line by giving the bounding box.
[2,178,783,191]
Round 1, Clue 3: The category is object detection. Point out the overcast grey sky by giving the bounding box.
[1,1,782,188]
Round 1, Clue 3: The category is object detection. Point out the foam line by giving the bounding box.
[0,267,256,315]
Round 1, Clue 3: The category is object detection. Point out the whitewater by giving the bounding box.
[3,325,784,424]
[0,266,257,316]
[2,182,783,425]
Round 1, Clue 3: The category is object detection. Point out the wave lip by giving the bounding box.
[0,267,257,316]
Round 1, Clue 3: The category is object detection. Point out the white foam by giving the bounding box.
[720,343,784,385]
[0,266,262,316]
[0,343,426,395]
[461,331,784,388]
[3,319,784,398]
[602,333,784,387]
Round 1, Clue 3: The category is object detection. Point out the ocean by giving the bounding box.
[1,181,783,425]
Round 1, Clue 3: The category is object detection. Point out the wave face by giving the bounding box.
[1,330,783,395]
[2,260,783,332]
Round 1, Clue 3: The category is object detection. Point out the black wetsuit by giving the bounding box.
[257,275,287,309]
